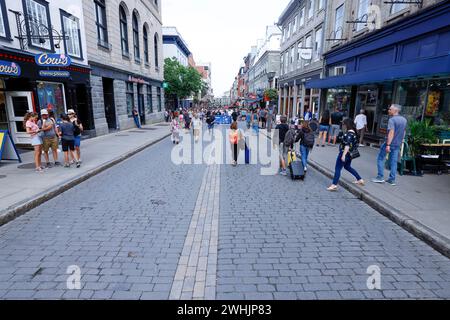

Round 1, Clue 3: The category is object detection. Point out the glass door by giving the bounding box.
[6,92,34,144]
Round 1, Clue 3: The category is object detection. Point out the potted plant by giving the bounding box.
[407,120,439,172]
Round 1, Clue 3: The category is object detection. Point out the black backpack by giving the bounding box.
[73,121,81,136]
[303,131,315,148]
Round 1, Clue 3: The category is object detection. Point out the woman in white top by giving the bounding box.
[193,114,202,143]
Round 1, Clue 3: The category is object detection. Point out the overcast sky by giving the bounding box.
[162,0,290,97]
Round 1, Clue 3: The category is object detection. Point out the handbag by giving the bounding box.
[350,147,361,159]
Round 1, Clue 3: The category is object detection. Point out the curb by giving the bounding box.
[308,158,450,259]
[0,133,171,228]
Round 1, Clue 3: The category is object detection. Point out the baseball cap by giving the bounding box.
[68,109,75,115]
[41,109,49,115]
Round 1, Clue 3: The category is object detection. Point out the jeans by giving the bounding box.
[332,151,362,185]
[133,115,141,128]
[300,144,309,169]
[377,143,400,182]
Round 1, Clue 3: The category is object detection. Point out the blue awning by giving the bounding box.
[306,54,450,89]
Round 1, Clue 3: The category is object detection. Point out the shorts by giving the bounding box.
[61,139,75,152]
[31,135,42,146]
[42,137,58,152]
[278,143,288,161]
[330,124,341,138]
[319,125,329,133]
[74,136,81,148]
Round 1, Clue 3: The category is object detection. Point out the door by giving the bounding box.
[6,92,34,144]
[0,91,8,131]
[102,78,117,130]
[138,84,145,125]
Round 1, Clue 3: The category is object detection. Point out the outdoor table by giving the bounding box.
[418,144,450,175]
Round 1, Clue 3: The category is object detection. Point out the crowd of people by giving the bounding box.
[168,102,407,191]
[24,109,83,173]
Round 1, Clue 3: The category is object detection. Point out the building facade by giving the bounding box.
[308,0,449,140]
[83,0,164,136]
[278,0,327,118]
[0,0,92,144]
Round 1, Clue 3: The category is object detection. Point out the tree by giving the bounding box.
[264,88,278,102]
[164,58,204,109]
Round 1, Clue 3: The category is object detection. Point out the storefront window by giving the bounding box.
[326,87,351,115]
[147,85,153,113]
[157,87,162,112]
[356,85,378,134]
[36,82,65,119]
[425,79,450,125]
[395,80,428,123]
[126,82,134,117]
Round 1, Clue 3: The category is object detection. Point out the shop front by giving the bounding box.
[0,49,93,145]
[307,2,450,139]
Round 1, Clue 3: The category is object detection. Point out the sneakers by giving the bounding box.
[280,169,287,176]
[54,162,62,166]
[359,144,365,147]
[371,177,385,184]
[76,161,81,168]
[386,180,397,186]
[35,167,44,173]
[327,185,338,192]
[45,162,53,168]
[64,163,70,168]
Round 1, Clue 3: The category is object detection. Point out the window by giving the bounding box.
[308,0,314,19]
[36,82,66,120]
[132,12,140,62]
[314,26,323,61]
[61,11,82,59]
[147,85,153,113]
[120,6,129,56]
[0,0,11,39]
[143,25,149,64]
[299,7,305,27]
[297,41,303,68]
[292,15,297,33]
[287,22,292,38]
[24,0,53,50]
[334,5,344,42]
[94,0,108,46]
[305,34,312,65]
[390,3,408,15]
[318,0,324,11]
[154,33,159,68]
[126,82,134,116]
[357,0,369,31]
[157,87,162,112]
[280,54,284,75]
[290,46,295,71]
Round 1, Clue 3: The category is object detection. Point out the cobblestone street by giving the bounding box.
[0,126,449,300]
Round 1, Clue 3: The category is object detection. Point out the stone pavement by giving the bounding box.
[0,123,171,226]
[0,124,449,300]
[308,144,450,255]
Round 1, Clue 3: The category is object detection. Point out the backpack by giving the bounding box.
[73,121,81,136]
[284,129,297,148]
[303,131,315,148]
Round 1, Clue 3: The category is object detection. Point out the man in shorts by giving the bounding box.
[329,108,344,145]
[38,109,61,167]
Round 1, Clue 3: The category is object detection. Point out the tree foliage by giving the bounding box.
[164,58,204,99]
[264,88,278,102]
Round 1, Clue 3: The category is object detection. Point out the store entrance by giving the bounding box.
[356,85,379,134]
[138,84,145,125]
[0,91,8,131]
[5,92,33,144]
[102,78,117,130]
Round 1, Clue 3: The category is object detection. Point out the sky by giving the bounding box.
[162,0,291,97]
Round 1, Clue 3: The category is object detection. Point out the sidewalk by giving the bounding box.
[308,144,450,257]
[0,122,171,226]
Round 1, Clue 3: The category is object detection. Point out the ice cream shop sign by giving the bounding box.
[35,53,72,67]
[0,60,21,76]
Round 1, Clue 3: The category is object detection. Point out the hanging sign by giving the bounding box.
[0,130,22,163]
[0,60,21,76]
[300,48,312,60]
[35,53,72,67]
[39,70,70,78]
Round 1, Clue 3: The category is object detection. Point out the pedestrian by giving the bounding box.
[259,108,267,129]
[37,109,61,168]
[59,113,80,168]
[252,110,259,134]
[132,108,141,128]
[329,107,344,145]
[193,113,202,143]
[231,108,239,122]
[297,121,315,172]
[171,112,180,144]
[24,112,44,173]
[68,109,83,164]
[304,107,312,121]
[184,111,191,131]
[327,118,364,191]
[354,109,368,147]
[275,116,290,176]
[229,121,243,166]
[372,104,407,186]
[317,109,331,147]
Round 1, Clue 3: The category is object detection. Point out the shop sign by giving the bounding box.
[39,70,70,78]
[128,76,148,84]
[299,48,312,60]
[0,60,21,76]
[35,53,71,67]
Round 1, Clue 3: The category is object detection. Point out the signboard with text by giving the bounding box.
[35,53,72,67]
[0,130,21,163]
[0,60,21,76]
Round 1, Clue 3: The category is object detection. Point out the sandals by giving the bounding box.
[353,180,365,186]
[327,185,338,192]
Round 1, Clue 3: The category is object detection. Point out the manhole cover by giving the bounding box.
[17,163,36,169]
[129,131,146,134]
[0,175,6,179]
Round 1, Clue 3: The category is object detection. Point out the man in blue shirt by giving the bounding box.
[372,104,407,186]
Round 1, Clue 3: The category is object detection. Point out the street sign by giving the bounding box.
[0,130,22,163]
[163,82,169,89]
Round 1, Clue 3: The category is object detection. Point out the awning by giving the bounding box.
[306,54,450,89]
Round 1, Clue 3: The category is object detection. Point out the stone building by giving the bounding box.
[82,0,164,136]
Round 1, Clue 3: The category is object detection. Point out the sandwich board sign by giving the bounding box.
[0,130,22,163]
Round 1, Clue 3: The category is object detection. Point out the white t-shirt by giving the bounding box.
[355,114,367,130]
[193,119,202,129]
